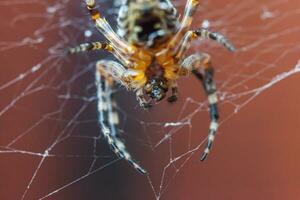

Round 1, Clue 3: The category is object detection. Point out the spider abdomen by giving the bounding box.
[117,0,179,48]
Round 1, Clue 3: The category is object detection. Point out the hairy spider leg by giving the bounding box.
[67,42,113,54]
[96,60,148,90]
[194,28,236,52]
[168,0,200,48]
[173,31,196,60]
[66,41,132,67]
[85,0,137,66]
[174,29,236,61]
[96,63,147,174]
[180,53,219,161]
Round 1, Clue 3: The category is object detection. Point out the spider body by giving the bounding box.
[117,0,178,48]
[116,0,180,103]
[123,48,181,105]
[68,0,235,174]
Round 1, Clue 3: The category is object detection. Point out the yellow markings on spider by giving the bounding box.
[68,0,236,174]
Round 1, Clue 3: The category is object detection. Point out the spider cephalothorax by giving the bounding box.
[68,0,235,174]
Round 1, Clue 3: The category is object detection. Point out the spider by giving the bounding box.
[67,0,235,174]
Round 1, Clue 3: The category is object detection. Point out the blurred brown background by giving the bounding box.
[0,0,300,200]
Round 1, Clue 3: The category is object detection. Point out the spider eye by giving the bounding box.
[151,87,161,97]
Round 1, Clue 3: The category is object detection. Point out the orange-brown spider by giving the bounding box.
[68,0,235,174]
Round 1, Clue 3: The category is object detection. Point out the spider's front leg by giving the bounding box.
[180,53,219,161]
[85,0,136,56]
[174,29,236,60]
[169,0,200,48]
[96,60,147,174]
[195,28,236,52]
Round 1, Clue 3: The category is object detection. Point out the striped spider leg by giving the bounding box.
[168,0,200,48]
[68,45,149,173]
[85,0,137,66]
[172,31,235,160]
[67,41,113,55]
[166,1,235,160]
[67,1,148,174]
[174,29,236,60]
[96,61,147,174]
[180,53,220,161]
[84,0,151,109]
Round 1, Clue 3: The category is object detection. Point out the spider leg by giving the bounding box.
[97,60,148,93]
[96,60,130,87]
[85,0,136,57]
[180,53,219,161]
[181,0,200,29]
[167,81,179,103]
[96,61,147,174]
[173,31,195,59]
[67,40,131,67]
[169,0,200,48]
[67,41,112,55]
[173,29,235,61]
[195,28,236,52]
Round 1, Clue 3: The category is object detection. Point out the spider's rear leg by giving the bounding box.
[96,60,147,174]
[180,53,219,161]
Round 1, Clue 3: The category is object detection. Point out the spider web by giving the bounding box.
[0,0,300,199]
